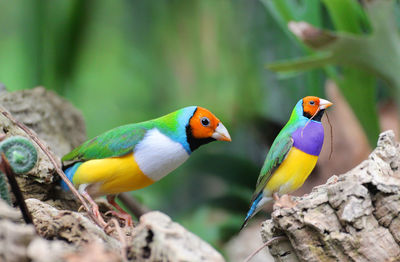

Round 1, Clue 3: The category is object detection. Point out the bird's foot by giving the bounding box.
[105,210,134,227]
[273,194,297,209]
[80,191,110,230]
[327,175,339,185]
[78,205,109,230]
[272,192,280,202]
[90,202,110,229]
[106,195,135,228]
[78,205,85,213]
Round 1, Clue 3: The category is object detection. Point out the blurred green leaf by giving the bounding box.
[263,0,393,145]
[267,53,334,72]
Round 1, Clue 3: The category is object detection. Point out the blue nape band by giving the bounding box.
[61,162,82,190]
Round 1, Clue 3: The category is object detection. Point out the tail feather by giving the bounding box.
[240,193,263,230]
[240,217,250,231]
[60,162,82,190]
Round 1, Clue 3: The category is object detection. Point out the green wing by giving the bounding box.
[62,122,151,163]
[250,133,294,203]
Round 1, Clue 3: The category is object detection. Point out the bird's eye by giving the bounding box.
[201,117,210,127]
[309,101,315,105]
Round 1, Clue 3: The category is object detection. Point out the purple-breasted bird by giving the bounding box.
[242,96,333,229]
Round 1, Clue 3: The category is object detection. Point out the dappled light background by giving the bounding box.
[0,0,397,257]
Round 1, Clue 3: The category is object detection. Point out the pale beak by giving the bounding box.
[211,122,232,142]
[319,98,333,110]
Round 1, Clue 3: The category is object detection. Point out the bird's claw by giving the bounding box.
[273,194,297,209]
[92,211,108,229]
[105,210,134,227]
[78,205,85,213]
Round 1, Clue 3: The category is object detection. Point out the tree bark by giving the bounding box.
[262,130,400,262]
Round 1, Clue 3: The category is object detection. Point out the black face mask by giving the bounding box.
[303,109,325,122]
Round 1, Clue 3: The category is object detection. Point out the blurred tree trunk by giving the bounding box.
[262,131,400,262]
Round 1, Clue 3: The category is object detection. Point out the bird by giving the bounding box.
[241,96,332,229]
[61,106,231,227]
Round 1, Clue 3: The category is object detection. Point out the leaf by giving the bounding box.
[262,0,390,146]
[267,53,334,72]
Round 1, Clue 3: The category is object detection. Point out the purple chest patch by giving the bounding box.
[292,121,324,156]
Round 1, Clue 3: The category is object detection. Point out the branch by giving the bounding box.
[0,153,33,225]
[244,236,286,262]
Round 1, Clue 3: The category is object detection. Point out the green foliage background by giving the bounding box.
[0,0,398,253]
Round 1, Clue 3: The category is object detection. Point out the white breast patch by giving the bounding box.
[134,128,190,181]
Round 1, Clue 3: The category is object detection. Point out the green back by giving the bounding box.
[62,121,152,163]
[61,107,194,163]
[250,104,304,202]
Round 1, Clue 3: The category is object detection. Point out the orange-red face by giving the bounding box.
[189,107,231,141]
[302,96,333,118]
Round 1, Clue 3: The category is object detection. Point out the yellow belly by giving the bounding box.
[264,147,318,195]
[73,154,154,195]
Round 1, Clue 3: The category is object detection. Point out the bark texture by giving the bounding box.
[262,130,400,262]
[129,211,225,262]
[0,198,74,262]
[0,86,86,157]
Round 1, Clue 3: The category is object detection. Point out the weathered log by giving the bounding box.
[0,198,74,262]
[129,211,225,262]
[262,130,400,262]
[25,198,225,262]
[0,86,86,157]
